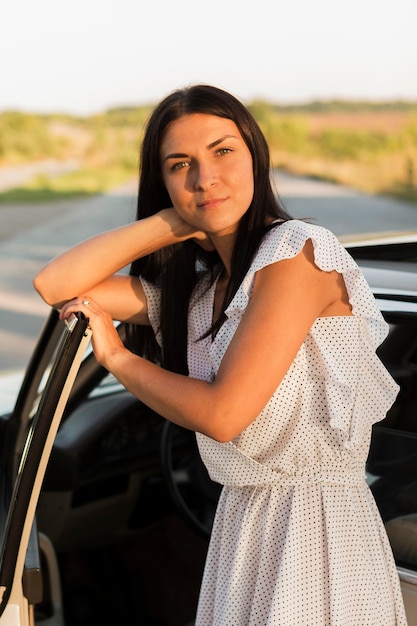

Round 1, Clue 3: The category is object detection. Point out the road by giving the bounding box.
[0,172,416,372]
[0,181,137,372]
[274,171,417,237]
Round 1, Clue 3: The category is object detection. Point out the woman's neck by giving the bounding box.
[210,233,235,280]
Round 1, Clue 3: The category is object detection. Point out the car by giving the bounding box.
[0,234,417,626]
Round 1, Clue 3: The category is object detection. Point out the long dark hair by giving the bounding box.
[128,84,292,374]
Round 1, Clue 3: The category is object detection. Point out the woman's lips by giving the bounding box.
[197,197,227,209]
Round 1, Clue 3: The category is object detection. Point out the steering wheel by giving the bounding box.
[160,422,221,538]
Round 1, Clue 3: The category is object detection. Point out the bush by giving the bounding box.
[0,112,62,162]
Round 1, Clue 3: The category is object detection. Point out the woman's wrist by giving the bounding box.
[157,208,213,249]
[157,208,196,241]
[101,344,135,378]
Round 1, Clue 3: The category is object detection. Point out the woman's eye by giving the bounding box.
[171,161,189,172]
[217,147,232,156]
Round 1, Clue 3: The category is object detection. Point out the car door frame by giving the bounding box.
[0,310,91,626]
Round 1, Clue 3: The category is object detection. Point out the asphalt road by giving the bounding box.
[0,172,416,372]
[0,181,137,372]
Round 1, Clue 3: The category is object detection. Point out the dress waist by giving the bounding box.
[196,435,366,488]
[224,470,366,488]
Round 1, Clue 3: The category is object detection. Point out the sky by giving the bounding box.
[1,0,416,115]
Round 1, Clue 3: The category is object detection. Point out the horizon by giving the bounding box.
[2,96,417,119]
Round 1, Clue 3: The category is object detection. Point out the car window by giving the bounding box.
[367,312,417,571]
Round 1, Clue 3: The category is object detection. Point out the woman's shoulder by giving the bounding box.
[252,219,347,273]
[251,220,389,346]
[265,218,338,245]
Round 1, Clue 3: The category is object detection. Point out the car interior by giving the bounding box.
[1,286,417,624]
[0,310,216,626]
[369,312,417,566]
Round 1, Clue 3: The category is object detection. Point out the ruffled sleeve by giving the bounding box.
[139,276,162,347]
[226,220,388,343]
[224,220,399,450]
[304,318,399,450]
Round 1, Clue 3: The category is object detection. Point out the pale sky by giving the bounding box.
[1,0,416,115]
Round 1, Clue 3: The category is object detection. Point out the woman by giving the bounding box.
[34,85,407,625]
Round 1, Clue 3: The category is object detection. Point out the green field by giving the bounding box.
[1,100,416,203]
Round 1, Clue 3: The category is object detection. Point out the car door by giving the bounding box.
[368,297,417,624]
[0,310,91,626]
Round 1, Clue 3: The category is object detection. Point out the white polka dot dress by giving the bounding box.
[141,220,408,625]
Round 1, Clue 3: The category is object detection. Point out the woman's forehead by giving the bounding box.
[161,114,242,149]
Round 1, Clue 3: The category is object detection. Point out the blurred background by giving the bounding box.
[1,0,416,202]
[0,0,416,372]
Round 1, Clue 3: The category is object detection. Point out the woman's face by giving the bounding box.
[160,113,254,240]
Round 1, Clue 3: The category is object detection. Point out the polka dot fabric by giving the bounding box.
[142,220,407,625]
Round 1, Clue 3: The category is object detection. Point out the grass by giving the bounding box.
[0,163,137,203]
[270,140,417,204]
[1,105,416,205]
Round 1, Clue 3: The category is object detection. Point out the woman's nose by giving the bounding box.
[193,163,216,191]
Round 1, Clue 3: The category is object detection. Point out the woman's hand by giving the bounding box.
[161,207,215,251]
[59,297,127,369]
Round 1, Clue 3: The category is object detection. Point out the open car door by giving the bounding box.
[0,310,91,626]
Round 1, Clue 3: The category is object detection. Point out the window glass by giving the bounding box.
[367,315,417,570]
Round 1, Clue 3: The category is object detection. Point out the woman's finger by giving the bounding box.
[59,297,94,319]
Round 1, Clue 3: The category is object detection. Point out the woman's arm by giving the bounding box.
[60,240,350,441]
[33,208,203,322]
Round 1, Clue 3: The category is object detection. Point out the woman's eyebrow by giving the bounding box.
[207,135,238,150]
[163,152,188,162]
[163,135,239,162]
